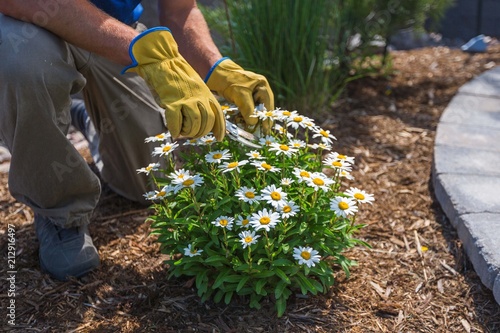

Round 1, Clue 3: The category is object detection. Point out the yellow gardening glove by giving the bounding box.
[205,58,274,129]
[123,28,225,141]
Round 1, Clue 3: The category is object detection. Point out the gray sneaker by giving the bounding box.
[35,215,100,281]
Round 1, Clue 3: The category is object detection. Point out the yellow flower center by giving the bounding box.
[241,219,249,226]
[213,153,222,159]
[146,165,153,171]
[332,161,342,167]
[245,191,255,199]
[312,178,324,186]
[301,251,311,260]
[338,202,349,210]
[206,139,214,144]
[265,140,272,146]
[252,153,260,158]
[158,191,166,197]
[354,193,365,200]
[162,146,172,152]
[320,130,329,137]
[228,162,238,168]
[279,145,289,151]
[155,133,164,139]
[293,116,303,122]
[338,154,346,160]
[270,192,281,200]
[190,249,198,254]
[183,179,194,186]
[299,171,310,178]
[219,219,228,227]
[262,163,272,170]
[265,111,273,117]
[292,143,301,147]
[259,217,271,225]
[283,206,292,213]
[282,111,291,116]
[221,105,229,110]
[244,236,253,243]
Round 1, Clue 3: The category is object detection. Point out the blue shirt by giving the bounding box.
[90,0,143,25]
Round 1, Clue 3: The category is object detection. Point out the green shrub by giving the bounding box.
[202,0,453,112]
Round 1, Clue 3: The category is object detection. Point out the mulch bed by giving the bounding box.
[2,44,500,332]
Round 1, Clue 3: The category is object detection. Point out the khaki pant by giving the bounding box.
[0,15,166,227]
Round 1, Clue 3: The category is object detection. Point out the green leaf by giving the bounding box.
[275,295,287,317]
[255,279,267,295]
[236,275,250,292]
[213,269,230,289]
[273,268,291,284]
[224,291,234,305]
[274,280,288,299]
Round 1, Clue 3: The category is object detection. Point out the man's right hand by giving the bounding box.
[123,27,225,141]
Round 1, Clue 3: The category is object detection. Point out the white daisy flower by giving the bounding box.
[306,172,335,192]
[219,160,249,173]
[168,168,190,184]
[287,114,312,130]
[293,168,312,183]
[323,157,352,172]
[154,185,171,199]
[252,161,281,173]
[339,170,355,180]
[278,200,299,219]
[277,110,298,121]
[205,149,231,164]
[211,216,234,230]
[281,178,294,186]
[269,142,298,157]
[330,196,358,218]
[259,135,277,147]
[260,184,287,208]
[302,119,317,131]
[183,138,200,146]
[184,244,203,257]
[312,128,336,144]
[293,246,321,267]
[326,152,355,164]
[246,150,264,160]
[235,186,261,204]
[239,230,260,249]
[173,174,204,193]
[199,134,216,145]
[255,108,277,121]
[236,215,251,228]
[344,187,375,204]
[136,162,160,175]
[249,208,281,232]
[152,142,179,157]
[143,191,157,201]
[289,139,306,149]
[145,132,171,143]
[308,142,332,151]
[274,124,293,139]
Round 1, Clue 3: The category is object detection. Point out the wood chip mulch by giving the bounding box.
[2,45,500,332]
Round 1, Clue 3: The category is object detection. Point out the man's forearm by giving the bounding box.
[158,0,222,78]
[0,0,137,65]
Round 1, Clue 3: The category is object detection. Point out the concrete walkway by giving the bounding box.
[433,66,500,305]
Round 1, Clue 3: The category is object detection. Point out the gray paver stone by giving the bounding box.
[433,173,500,228]
[459,67,500,97]
[435,122,500,152]
[434,144,500,177]
[495,274,500,305]
[455,213,500,290]
[440,94,500,129]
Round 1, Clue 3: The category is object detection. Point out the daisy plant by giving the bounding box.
[142,106,372,317]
